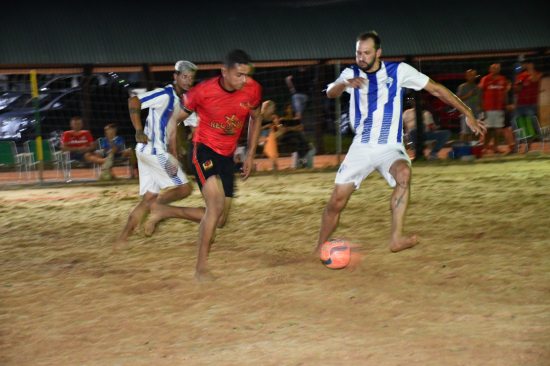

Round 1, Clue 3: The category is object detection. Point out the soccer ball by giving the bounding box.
[320,239,351,269]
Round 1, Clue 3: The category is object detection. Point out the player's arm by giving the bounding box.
[128,96,148,143]
[242,106,262,180]
[327,77,365,98]
[423,79,486,137]
[167,104,190,158]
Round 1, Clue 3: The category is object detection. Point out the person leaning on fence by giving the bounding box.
[285,66,314,120]
[314,30,486,257]
[61,116,105,166]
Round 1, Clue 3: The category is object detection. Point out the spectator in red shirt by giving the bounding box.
[513,59,542,151]
[479,63,514,154]
[61,116,105,164]
[144,49,263,281]
[515,59,542,116]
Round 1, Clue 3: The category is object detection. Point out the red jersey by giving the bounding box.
[515,71,540,106]
[184,76,262,157]
[479,74,509,111]
[61,130,94,148]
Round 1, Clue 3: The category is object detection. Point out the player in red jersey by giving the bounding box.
[144,49,262,281]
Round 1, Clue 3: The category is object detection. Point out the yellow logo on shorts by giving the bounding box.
[203,160,214,170]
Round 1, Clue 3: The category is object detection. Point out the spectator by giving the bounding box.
[456,69,482,142]
[285,66,314,120]
[259,100,280,170]
[402,100,451,160]
[278,104,313,168]
[513,59,543,151]
[479,63,514,154]
[61,116,105,166]
[98,123,135,179]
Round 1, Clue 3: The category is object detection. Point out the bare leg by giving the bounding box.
[157,183,192,204]
[314,183,355,254]
[195,177,226,281]
[143,183,194,236]
[144,204,204,236]
[388,160,418,252]
[114,192,157,250]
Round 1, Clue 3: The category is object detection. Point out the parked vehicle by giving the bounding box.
[0,92,30,113]
[0,77,132,146]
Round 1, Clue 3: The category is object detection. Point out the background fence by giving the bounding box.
[1,51,549,183]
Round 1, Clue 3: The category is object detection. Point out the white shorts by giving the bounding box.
[136,150,188,196]
[484,110,505,129]
[335,143,411,189]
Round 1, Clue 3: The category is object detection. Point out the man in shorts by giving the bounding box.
[314,31,486,255]
[479,63,511,154]
[143,49,262,281]
[114,60,198,249]
[456,69,482,142]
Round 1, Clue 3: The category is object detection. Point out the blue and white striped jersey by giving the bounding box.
[337,61,429,145]
[136,84,197,155]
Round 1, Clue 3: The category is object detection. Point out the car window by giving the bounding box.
[41,76,80,90]
[21,92,63,108]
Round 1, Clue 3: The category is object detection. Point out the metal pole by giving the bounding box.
[334,62,342,164]
[30,70,43,183]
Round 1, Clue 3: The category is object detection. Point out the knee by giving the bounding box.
[143,193,157,209]
[394,166,411,187]
[327,195,347,213]
[178,183,193,198]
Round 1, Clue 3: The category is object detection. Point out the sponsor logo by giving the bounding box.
[203,160,213,170]
[209,114,243,135]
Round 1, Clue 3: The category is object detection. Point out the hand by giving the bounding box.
[466,115,487,138]
[165,153,180,177]
[135,129,148,144]
[342,77,367,89]
[241,155,254,180]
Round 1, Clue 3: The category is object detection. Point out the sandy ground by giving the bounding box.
[0,159,549,365]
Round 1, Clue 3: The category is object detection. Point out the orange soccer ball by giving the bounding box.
[319,239,351,269]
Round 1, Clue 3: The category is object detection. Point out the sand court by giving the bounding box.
[1,159,549,365]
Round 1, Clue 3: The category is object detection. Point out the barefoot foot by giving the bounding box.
[389,235,418,252]
[194,269,216,282]
[143,211,163,237]
[112,237,129,252]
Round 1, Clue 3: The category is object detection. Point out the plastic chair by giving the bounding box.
[0,140,30,179]
[512,115,543,153]
[24,139,71,180]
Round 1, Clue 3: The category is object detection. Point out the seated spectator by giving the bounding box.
[61,116,105,166]
[403,101,451,160]
[98,123,135,179]
[278,104,314,168]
